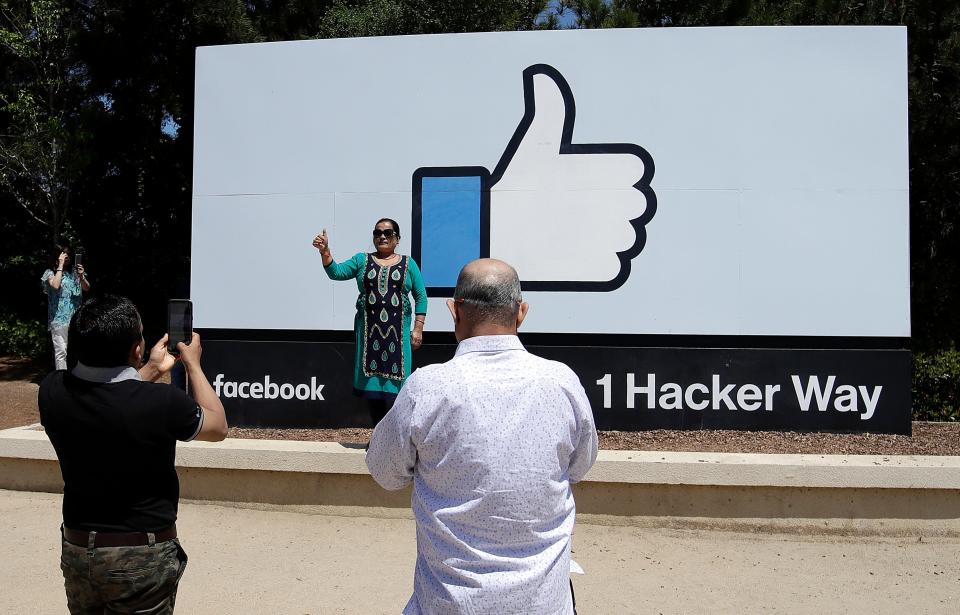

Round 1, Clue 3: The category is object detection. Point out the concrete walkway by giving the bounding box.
[4,490,958,614]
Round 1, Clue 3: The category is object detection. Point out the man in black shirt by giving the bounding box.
[39,294,228,614]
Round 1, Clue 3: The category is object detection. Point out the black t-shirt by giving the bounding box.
[38,370,203,532]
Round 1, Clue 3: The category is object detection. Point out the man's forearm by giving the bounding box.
[186,364,224,415]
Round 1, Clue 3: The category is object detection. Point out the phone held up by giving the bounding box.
[73,250,83,271]
[167,299,193,356]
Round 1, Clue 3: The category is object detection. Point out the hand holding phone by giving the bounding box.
[142,335,177,380]
[167,299,193,355]
[177,332,203,369]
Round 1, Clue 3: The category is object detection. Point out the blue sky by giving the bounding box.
[545,1,580,28]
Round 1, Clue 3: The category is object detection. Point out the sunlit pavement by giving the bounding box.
[3,490,958,614]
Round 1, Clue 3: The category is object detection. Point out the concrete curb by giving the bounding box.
[3,425,959,535]
[5,424,959,488]
[590,449,960,489]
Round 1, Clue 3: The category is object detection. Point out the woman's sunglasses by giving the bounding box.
[372,229,397,238]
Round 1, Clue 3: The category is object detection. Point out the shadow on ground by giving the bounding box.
[0,357,47,384]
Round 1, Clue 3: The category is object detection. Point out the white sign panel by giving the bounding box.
[192,27,909,336]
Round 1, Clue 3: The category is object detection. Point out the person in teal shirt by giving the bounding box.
[41,246,90,370]
[313,218,428,425]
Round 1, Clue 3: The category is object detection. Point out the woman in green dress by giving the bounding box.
[313,218,428,425]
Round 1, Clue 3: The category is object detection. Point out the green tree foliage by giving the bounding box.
[319,0,548,38]
[64,0,258,340]
[0,0,258,343]
[0,309,46,357]
[558,0,638,28]
[246,0,332,41]
[0,0,88,246]
[913,349,960,421]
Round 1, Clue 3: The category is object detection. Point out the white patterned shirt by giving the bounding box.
[366,335,598,615]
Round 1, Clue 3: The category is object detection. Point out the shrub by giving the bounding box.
[0,312,47,359]
[913,349,960,421]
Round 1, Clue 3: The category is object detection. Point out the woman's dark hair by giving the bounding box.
[49,244,70,268]
[375,218,400,238]
[69,295,142,367]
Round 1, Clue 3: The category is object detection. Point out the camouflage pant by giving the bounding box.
[60,533,188,615]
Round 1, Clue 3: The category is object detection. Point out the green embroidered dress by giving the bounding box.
[324,253,428,398]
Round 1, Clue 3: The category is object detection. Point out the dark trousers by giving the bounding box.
[367,397,394,426]
[60,533,187,614]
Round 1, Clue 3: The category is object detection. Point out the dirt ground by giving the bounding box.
[5,356,959,455]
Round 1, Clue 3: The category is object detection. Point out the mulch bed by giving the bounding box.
[228,422,960,455]
[0,357,48,431]
[4,356,958,455]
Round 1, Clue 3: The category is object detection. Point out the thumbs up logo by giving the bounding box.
[412,64,656,294]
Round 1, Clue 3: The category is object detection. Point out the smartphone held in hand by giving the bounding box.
[167,299,193,355]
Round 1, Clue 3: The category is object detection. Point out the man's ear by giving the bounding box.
[130,340,144,367]
[516,302,529,329]
[446,299,459,325]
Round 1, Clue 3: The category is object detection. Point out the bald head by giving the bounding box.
[453,259,523,327]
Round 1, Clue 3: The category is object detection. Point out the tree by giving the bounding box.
[64,0,258,340]
[0,0,87,247]
[318,0,550,38]
[246,0,332,41]
[558,0,638,28]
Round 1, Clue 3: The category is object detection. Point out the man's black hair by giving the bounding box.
[69,295,142,367]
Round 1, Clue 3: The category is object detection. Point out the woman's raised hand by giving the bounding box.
[312,229,330,254]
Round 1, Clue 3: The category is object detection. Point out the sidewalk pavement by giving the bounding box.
[3,489,958,614]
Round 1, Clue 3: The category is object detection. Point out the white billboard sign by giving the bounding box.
[192,27,909,336]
